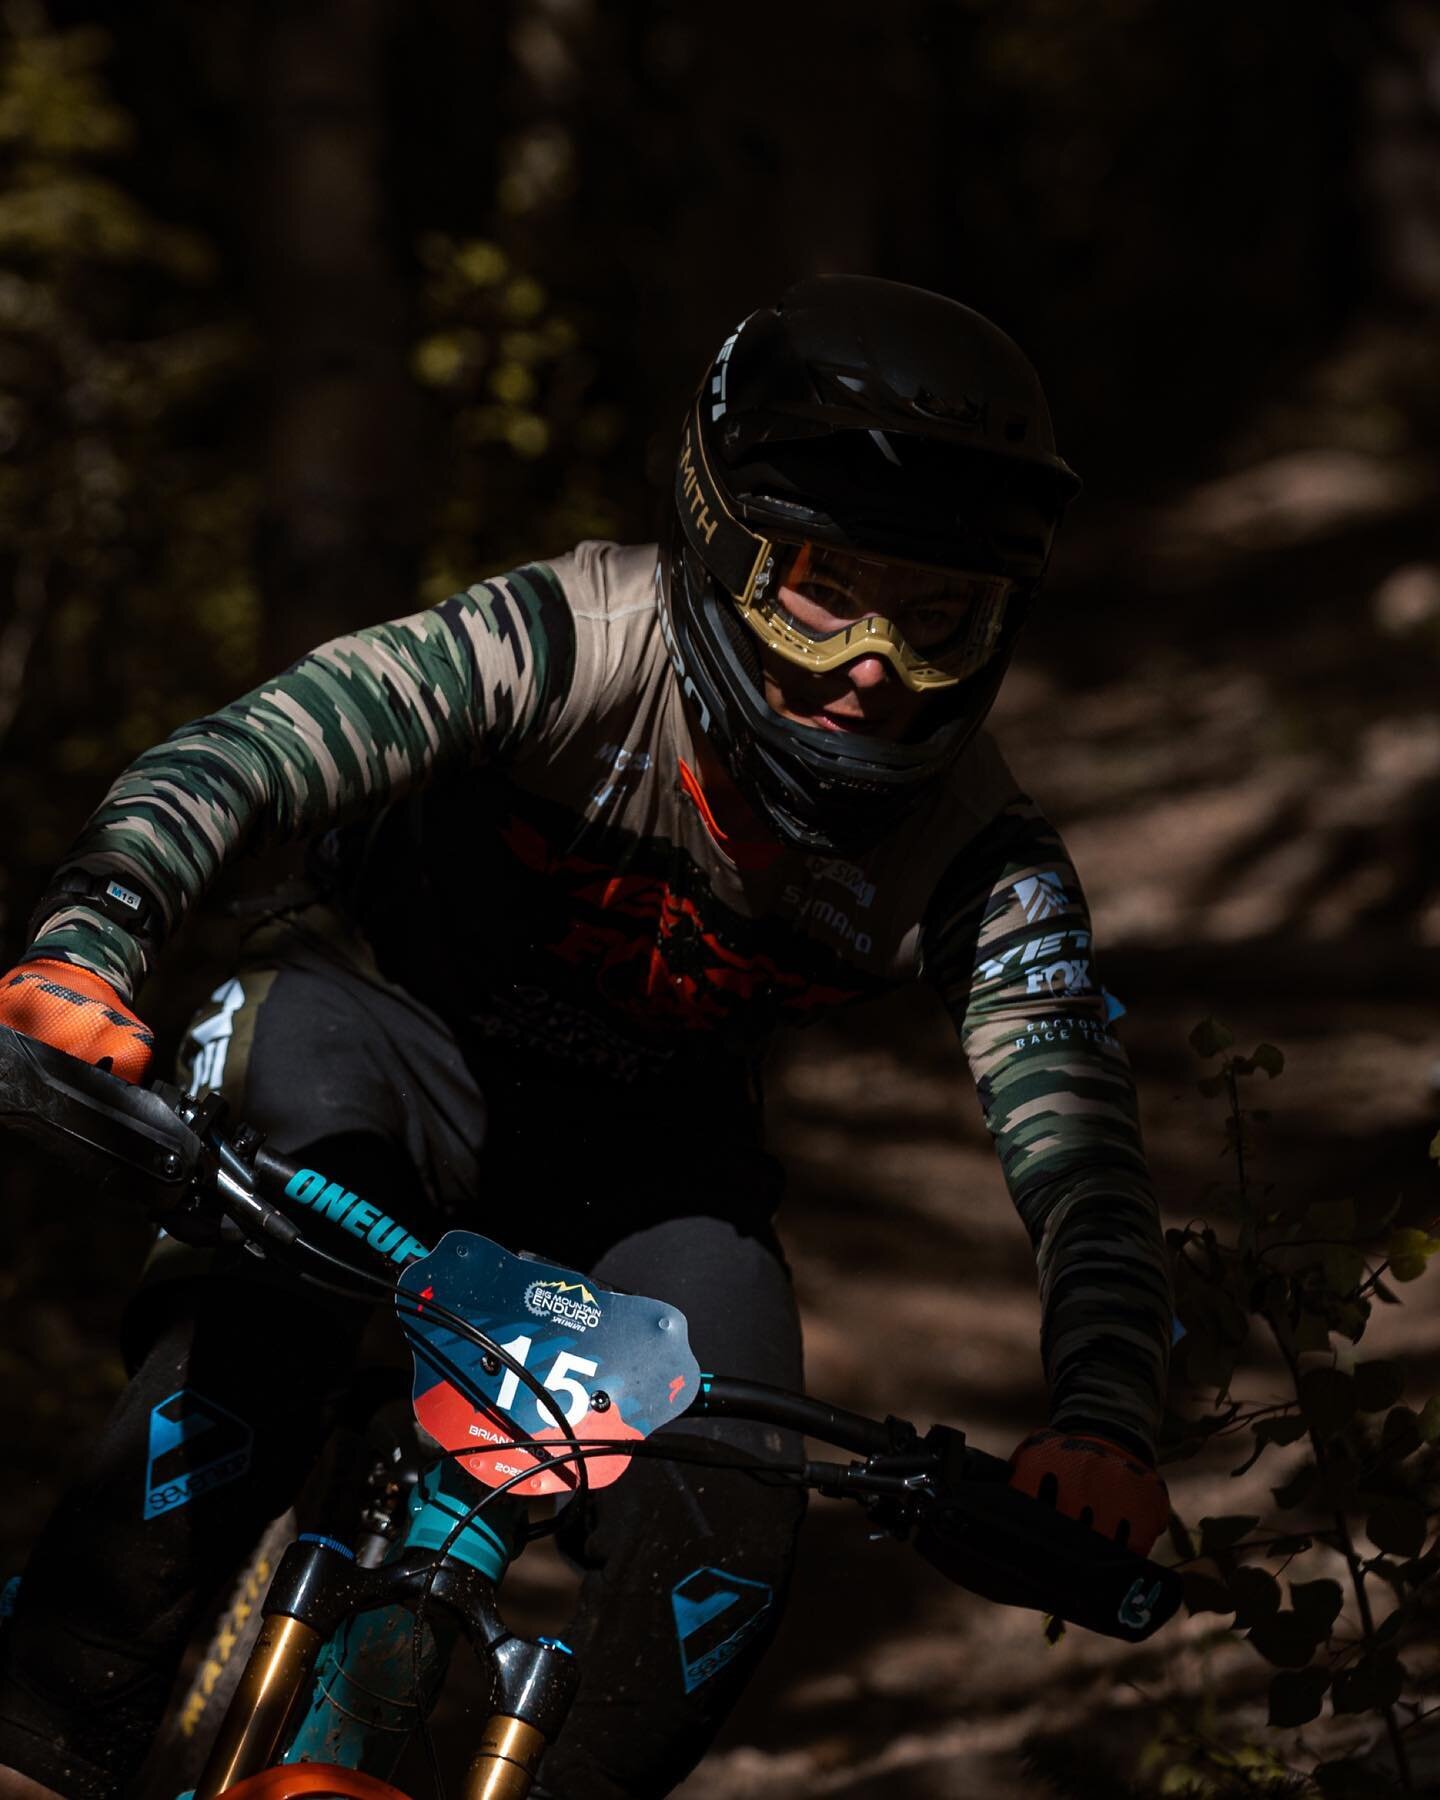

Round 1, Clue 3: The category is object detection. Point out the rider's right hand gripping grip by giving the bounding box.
[915,1479,1183,1643]
[914,1426,1182,1643]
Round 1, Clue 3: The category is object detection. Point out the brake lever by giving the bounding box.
[911,1423,1183,1644]
[804,1447,948,1542]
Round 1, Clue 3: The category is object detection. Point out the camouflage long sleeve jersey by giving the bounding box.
[29,541,1171,1455]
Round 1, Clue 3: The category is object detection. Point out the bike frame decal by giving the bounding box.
[671,1566,774,1693]
[143,1388,254,1520]
[398,1230,701,1497]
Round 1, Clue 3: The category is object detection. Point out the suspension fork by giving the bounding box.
[193,1613,325,1800]
[463,1636,577,1800]
[191,1524,577,1799]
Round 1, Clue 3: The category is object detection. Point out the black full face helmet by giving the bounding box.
[658,274,1081,853]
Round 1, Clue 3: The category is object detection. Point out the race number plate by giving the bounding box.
[397,1231,701,1497]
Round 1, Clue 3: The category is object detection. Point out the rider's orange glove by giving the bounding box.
[0,958,154,1084]
[1008,1427,1169,1555]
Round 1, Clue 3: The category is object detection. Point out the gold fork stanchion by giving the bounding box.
[463,1713,549,1800]
[193,1614,324,1800]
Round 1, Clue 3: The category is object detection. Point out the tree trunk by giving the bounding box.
[247,0,424,669]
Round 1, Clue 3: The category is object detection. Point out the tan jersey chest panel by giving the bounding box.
[507,540,1023,986]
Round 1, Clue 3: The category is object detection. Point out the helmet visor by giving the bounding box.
[740,540,1013,693]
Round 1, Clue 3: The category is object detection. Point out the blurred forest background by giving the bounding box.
[2,0,1440,1794]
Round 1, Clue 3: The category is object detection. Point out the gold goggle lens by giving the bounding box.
[737,541,1012,693]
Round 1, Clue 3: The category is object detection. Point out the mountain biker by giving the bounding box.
[0,275,1172,1800]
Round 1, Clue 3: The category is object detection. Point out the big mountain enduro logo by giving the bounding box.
[524,1278,603,1332]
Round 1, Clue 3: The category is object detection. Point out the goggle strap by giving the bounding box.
[675,405,769,599]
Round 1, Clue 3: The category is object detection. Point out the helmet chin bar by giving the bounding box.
[662,535,1020,856]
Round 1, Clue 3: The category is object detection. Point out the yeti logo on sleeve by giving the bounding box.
[671,1566,773,1692]
[1011,872,1067,922]
[144,1389,253,1519]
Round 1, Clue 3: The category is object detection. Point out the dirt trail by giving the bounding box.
[3,453,1438,1795]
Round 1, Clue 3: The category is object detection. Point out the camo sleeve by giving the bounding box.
[27,564,575,1001]
[921,797,1171,1459]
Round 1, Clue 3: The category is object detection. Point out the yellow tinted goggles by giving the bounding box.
[738,540,1013,693]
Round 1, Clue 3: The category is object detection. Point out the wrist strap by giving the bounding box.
[28,869,164,945]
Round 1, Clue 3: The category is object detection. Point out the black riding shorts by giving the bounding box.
[0,908,805,1800]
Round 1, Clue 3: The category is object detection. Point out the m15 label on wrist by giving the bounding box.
[106,881,144,913]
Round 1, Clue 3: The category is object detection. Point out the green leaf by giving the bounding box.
[1429,1128,1440,1162]
[1199,1514,1260,1557]
[1333,1297,1370,1343]
[1228,1564,1281,1628]
[1292,1310,1333,1353]
[1331,1652,1405,1714]
[1306,1198,1356,1238]
[1323,1245,1366,1293]
[1389,1254,1428,1283]
[1272,1463,1317,1510]
[1387,1227,1435,1263]
[1419,1395,1440,1444]
[1366,1498,1428,1558]
[1181,1571,1234,1616]
[1231,1412,1308,1476]
[1380,1404,1422,1459]
[1251,1042,1285,1077]
[1355,1192,1403,1234]
[1189,1017,1234,1058]
[1353,1360,1406,1413]
[1288,1578,1343,1634]
[1266,1664,1328,1726]
[1298,1365,1356,1438]
[1310,1459,1360,1512]
[1247,1611,1323,1668]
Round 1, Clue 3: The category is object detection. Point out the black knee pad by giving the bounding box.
[540,1438,806,1799]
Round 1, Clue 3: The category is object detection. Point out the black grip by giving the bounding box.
[693,1375,900,1457]
[914,1478,1182,1643]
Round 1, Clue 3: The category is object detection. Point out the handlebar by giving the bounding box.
[0,1024,1183,1645]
